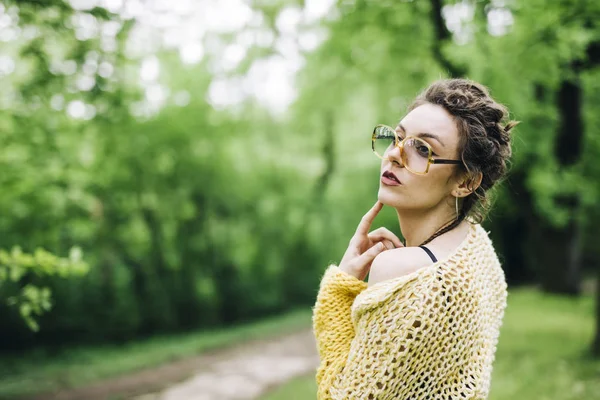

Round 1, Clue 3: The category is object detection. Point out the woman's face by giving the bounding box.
[377,103,463,212]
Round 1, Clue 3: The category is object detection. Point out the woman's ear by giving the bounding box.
[455,171,482,197]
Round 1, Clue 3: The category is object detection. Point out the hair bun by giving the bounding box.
[446,91,473,109]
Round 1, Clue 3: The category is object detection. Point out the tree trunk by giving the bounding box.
[593,269,600,358]
[429,0,466,78]
[535,207,582,295]
[312,111,335,205]
[583,40,600,358]
[537,77,583,295]
[554,79,583,165]
[494,168,538,285]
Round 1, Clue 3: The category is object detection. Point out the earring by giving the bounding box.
[455,196,459,220]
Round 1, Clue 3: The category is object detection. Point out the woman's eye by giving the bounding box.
[416,145,429,156]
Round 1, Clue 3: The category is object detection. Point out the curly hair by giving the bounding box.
[410,79,518,246]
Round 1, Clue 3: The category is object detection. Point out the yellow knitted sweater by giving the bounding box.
[312,223,507,399]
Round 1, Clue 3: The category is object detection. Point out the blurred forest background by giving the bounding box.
[0,0,599,398]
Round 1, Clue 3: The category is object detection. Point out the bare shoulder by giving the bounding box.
[367,246,435,288]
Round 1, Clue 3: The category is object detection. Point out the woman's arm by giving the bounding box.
[312,201,402,399]
[313,245,429,399]
[312,265,368,399]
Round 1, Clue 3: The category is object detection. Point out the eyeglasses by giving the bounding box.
[372,124,462,175]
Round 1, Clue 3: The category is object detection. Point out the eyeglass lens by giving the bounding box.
[373,126,431,173]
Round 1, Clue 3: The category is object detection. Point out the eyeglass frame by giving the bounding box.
[371,124,463,175]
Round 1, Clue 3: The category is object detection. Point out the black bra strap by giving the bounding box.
[418,245,438,263]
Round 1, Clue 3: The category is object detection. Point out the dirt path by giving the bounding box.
[29,330,319,400]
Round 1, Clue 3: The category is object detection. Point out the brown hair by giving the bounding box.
[410,79,518,246]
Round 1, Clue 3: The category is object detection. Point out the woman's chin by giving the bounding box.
[377,188,400,205]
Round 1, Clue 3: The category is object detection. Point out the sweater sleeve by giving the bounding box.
[311,265,368,400]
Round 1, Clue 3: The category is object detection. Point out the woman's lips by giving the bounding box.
[381,170,401,186]
[381,175,401,186]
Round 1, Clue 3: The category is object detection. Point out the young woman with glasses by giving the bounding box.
[313,79,517,399]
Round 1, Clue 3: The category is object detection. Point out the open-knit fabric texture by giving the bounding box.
[312,223,508,399]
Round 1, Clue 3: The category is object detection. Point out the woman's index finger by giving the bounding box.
[355,201,383,235]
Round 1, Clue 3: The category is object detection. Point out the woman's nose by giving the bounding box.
[386,145,404,167]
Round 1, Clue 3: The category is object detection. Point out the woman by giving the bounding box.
[312,79,517,399]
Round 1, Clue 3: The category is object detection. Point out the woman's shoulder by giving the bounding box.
[367,222,486,288]
[367,246,435,288]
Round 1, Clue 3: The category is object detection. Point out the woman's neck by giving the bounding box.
[396,206,456,247]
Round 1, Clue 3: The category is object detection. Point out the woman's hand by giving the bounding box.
[339,201,404,281]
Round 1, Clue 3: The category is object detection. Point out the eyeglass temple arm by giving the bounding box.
[431,159,462,165]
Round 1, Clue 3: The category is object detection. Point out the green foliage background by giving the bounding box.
[0,0,599,352]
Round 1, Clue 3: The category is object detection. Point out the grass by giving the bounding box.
[0,308,312,399]
[261,287,600,400]
[490,288,599,400]
[262,373,317,400]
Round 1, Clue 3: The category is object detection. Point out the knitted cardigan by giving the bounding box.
[312,223,507,399]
